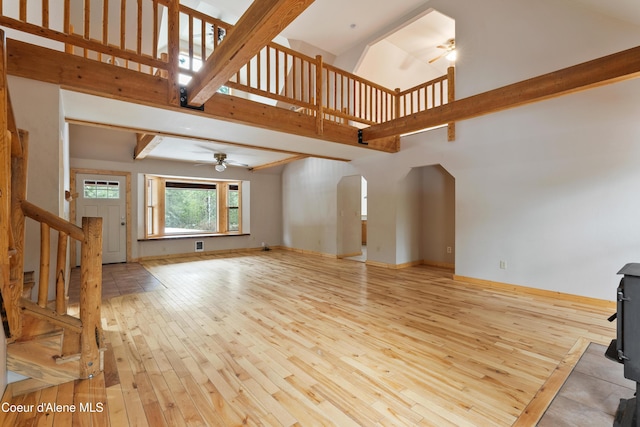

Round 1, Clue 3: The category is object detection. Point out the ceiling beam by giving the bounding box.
[362,45,640,141]
[186,0,315,106]
[250,155,309,171]
[66,118,351,162]
[134,133,162,159]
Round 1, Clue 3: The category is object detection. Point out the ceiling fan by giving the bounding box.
[196,152,249,172]
[429,38,456,64]
[213,153,248,172]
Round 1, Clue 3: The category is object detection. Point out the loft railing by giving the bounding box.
[0,0,170,74]
[0,0,454,131]
[397,74,450,118]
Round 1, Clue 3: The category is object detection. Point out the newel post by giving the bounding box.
[167,0,181,106]
[79,216,103,378]
[447,66,456,142]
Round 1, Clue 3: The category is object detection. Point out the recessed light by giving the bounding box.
[350,23,357,29]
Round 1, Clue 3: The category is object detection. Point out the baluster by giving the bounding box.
[188,15,194,71]
[153,0,158,59]
[136,0,143,54]
[431,83,436,109]
[292,56,297,100]
[275,48,280,96]
[19,0,26,21]
[120,0,127,50]
[42,0,49,28]
[38,223,50,307]
[56,232,68,315]
[103,0,109,46]
[267,46,272,94]
[64,0,70,34]
[247,55,252,88]
[284,53,289,98]
[84,0,90,39]
[256,50,262,89]
[315,55,323,135]
[200,20,206,62]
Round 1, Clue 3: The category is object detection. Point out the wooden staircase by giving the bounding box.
[0,29,105,398]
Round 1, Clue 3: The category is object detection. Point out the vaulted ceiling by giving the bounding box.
[65,0,640,171]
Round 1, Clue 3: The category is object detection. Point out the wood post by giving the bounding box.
[447,66,456,142]
[167,0,181,106]
[394,88,401,120]
[38,222,50,307]
[315,55,324,135]
[0,30,13,338]
[9,130,27,338]
[79,216,103,378]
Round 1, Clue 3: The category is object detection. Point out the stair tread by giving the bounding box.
[7,339,80,384]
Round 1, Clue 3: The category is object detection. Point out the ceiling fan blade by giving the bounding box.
[224,159,249,167]
[429,52,447,64]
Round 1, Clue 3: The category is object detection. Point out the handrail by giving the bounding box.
[21,200,84,241]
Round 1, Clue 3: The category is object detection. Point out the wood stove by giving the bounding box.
[606,263,640,426]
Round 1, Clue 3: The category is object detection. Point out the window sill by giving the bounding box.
[139,233,249,241]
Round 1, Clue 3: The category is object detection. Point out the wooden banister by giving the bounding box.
[21,200,84,241]
[38,223,50,307]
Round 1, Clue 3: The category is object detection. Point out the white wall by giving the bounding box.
[395,168,421,265]
[281,0,640,300]
[9,76,63,299]
[282,158,358,254]
[69,125,283,260]
[336,175,362,257]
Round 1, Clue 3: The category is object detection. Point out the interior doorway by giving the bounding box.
[419,164,455,269]
[338,175,367,262]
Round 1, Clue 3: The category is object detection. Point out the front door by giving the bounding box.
[76,173,127,264]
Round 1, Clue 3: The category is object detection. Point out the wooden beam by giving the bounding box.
[134,133,161,159]
[203,94,397,152]
[250,154,309,172]
[362,45,640,141]
[7,39,167,106]
[186,0,315,106]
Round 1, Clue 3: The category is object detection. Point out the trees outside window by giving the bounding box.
[144,175,241,238]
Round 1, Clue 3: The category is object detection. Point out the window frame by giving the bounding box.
[144,175,242,239]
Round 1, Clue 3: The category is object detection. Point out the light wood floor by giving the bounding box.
[3,250,616,426]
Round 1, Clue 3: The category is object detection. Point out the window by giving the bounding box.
[227,184,240,231]
[83,180,120,199]
[144,175,242,238]
[178,53,230,93]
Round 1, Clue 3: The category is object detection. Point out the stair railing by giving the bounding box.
[19,201,104,378]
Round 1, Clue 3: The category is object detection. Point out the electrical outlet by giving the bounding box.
[446,246,452,254]
[499,260,507,269]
